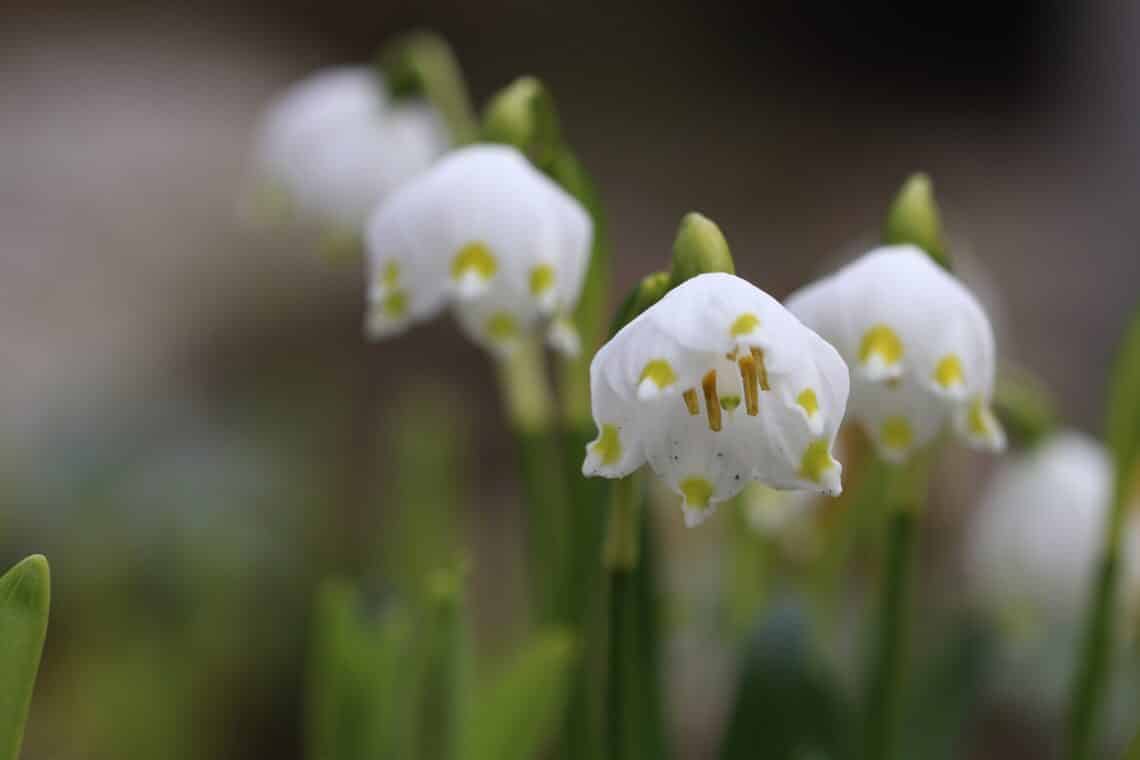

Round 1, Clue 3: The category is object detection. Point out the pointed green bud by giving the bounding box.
[482,76,563,170]
[378,30,478,144]
[992,362,1057,449]
[608,270,671,338]
[884,173,951,270]
[0,554,51,760]
[669,212,735,288]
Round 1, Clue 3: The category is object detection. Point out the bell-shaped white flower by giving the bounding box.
[964,432,1140,706]
[582,273,850,526]
[251,66,449,230]
[786,244,1004,462]
[364,144,592,355]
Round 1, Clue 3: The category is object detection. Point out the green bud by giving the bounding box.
[481,76,563,170]
[883,173,951,270]
[377,30,478,144]
[608,270,671,338]
[669,212,735,288]
[992,362,1057,449]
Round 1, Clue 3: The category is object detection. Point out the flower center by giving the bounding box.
[678,347,770,431]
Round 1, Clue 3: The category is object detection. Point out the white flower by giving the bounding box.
[582,273,850,527]
[964,432,1140,706]
[251,66,449,230]
[786,244,1005,462]
[364,145,592,355]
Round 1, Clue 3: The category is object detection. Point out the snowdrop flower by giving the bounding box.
[582,273,850,526]
[364,144,592,355]
[251,66,448,231]
[786,244,1005,462]
[964,432,1140,705]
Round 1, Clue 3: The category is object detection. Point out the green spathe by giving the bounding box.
[482,77,563,170]
[883,173,951,270]
[0,554,51,760]
[669,212,735,288]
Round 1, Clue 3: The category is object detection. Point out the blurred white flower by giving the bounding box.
[964,431,1140,708]
[582,273,850,526]
[364,144,592,355]
[251,66,448,231]
[786,244,1004,462]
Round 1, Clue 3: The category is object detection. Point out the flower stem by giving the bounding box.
[604,474,669,760]
[380,31,479,145]
[497,339,571,626]
[1066,477,1134,760]
[862,461,923,760]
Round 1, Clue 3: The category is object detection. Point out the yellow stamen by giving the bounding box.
[702,370,722,432]
[451,241,498,281]
[682,389,700,415]
[881,416,913,451]
[859,324,904,367]
[591,424,622,466]
[639,359,678,391]
[934,354,965,389]
[679,476,714,510]
[751,347,770,390]
[796,388,819,418]
[485,311,518,342]
[730,313,760,337]
[529,264,555,296]
[798,439,834,484]
[738,354,759,415]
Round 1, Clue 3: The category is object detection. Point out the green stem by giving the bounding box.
[1066,488,1131,760]
[604,474,668,760]
[724,491,769,640]
[497,339,570,626]
[862,464,921,760]
[380,31,479,145]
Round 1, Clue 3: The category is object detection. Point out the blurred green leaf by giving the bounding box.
[897,618,992,760]
[462,629,578,760]
[0,554,50,760]
[415,568,474,760]
[1106,307,1140,510]
[306,580,421,760]
[719,601,852,760]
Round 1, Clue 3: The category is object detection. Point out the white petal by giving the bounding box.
[546,317,581,357]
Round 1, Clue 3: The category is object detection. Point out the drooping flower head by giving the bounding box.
[583,273,850,526]
[786,244,1005,462]
[364,144,592,355]
[964,432,1140,704]
[251,66,449,231]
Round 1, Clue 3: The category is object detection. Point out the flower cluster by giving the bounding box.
[364,145,593,355]
[251,67,449,231]
[787,245,1005,462]
[583,273,850,526]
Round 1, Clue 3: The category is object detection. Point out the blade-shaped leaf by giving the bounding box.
[0,554,51,760]
[719,600,852,760]
[463,629,577,760]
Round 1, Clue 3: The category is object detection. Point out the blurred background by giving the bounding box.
[2,0,1139,757]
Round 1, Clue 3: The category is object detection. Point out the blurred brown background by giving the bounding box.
[2,1,1138,757]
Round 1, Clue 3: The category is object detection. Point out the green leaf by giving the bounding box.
[0,554,51,760]
[305,580,421,760]
[415,568,474,760]
[1106,308,1140,512]
[719,601,852,760]
[897,619,992,760]
[463,629,578,760]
